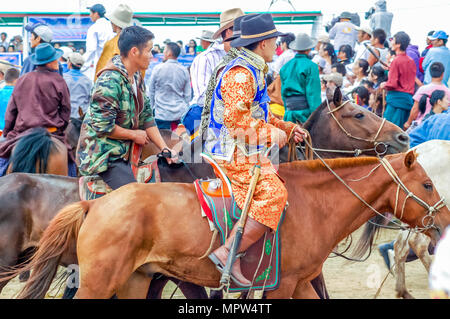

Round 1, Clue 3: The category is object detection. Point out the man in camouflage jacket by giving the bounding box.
[77,26,176,189]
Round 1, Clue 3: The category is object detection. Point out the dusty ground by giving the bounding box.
[0,225,431,299]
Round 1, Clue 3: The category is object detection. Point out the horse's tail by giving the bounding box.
[350,214,387,260]
[0,201,89,299]
[10,127,55,173]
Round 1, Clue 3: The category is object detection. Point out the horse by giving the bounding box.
[0,88,410,298]
[5,128,69,176]
[392,140,450,299]
[4,150,448,299]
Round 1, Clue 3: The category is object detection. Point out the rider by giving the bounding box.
[0,43,73,175]
[76,26,177,190]
[204,14,308,287]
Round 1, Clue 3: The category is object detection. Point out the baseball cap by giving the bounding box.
[355,26,373,37]
[68,52,85,67]
[429,30,448,40]
[59,46,73,61]
[26,23,53,43]
[87,4,106,17]
[323,72,343,87]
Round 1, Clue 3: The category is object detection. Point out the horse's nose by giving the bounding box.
[395,132,410,147]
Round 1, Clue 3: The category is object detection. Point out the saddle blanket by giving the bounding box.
[194,178,283,293]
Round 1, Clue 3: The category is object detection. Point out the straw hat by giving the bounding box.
[213,8,245,39]
[106,4,133,29]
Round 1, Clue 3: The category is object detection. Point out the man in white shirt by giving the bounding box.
[81,4,114,82]
[272,33,296,79]
[346,26,372,76]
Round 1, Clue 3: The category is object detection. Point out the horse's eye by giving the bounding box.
[423,183,433,191]
[354,113,365,119]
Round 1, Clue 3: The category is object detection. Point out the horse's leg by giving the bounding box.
[146,274,209,299]
[292,280,320,299]
[394,231,413,299]
[116,271,152,299]
[264,275,299,299]
[310,272,329,299]
[410,233,432,273]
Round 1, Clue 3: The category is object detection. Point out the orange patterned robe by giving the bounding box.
[217,65,297,231]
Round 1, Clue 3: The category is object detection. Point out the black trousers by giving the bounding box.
[98,160,137,190]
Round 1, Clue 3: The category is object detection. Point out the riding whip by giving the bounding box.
[220,164,261,286]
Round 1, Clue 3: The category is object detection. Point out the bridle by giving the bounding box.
[299,99,389,157]
[303,137,447,234]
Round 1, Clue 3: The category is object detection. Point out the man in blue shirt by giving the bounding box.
[0,67,20,131]
[423,31,450,86]
[409,111,450,148]
[63,52,93,119]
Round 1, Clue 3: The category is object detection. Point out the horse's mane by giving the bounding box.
[281,156,380,172]
[10,128,55,173]
[303,101,327,131]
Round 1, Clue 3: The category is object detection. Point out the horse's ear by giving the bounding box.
[333,87,342,106]
[404,150,416,169]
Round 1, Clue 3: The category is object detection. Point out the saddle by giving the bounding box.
[79,143,160,200]
[194,153,283,292]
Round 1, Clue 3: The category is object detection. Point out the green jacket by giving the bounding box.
[76,55,155,176]
[280,53,322,124]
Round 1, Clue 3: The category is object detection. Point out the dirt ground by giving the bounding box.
[0,225,431,299]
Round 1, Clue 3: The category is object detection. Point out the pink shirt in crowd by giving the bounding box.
[413,83,450,124]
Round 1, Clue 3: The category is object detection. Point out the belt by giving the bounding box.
[285,95,309,111]
[47,127,57,133]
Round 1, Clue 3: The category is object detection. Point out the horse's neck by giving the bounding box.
[279,159,394,248]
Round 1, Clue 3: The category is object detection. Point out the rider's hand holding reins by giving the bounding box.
[292,125,308,143]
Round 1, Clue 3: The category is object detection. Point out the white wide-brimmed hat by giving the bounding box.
[106,4,133,29]
[289,33,316,51]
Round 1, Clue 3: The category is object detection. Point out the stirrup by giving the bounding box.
[208,253,252,288]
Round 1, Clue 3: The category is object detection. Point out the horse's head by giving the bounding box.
[305,88,409,157]
[385,150,450,245]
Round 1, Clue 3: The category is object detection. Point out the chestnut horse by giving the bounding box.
[6,150,449,299]
[0,89,410,298]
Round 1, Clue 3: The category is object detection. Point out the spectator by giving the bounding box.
[152,44,162,55]
[0,43,72,166]
[417,90,448,121]
[337,44,354,65]
[149,42,191,130]
[332,62,351,87]
[176,40,186,55]
[95,4,134,81]
[344,58,369,95]
[59,46,73,74]
[408,112,450,148]
[280,33,321,124]
[272,32,296,78]
[311,34,330,61]
[0,68,19,130]
[369,0,394,38]
[0,46,5,53]
[422,31,450,85]
[21,22,58,76]
[0,32,7,49]
[196,30,215,50]
[63,52,93,119]
[369,90,385,116]
[381,31,417,128]
[421,30,435,57]
[352,86,370,109]
[353,26,372,62]
[319,42,337,74]
[187,39,197,55]
[7,45,15,52]
[367,28,388,67]
[81,3,114,82]
[79,47,85,55]
[406,43,424,85]
[405,62,450,129]
[329,11,358,50]
[368,65,387,89]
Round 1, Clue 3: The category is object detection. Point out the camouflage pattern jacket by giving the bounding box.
[76,55,155,176]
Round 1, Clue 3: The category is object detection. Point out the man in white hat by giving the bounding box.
[63,52,93,119]
[95,4,134,81]
[196,30,215,50]
[81,3,114,82]
[280,32,322,124]
[183,8,244,135]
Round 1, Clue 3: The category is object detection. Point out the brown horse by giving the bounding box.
[0,89,409,298]
[6,150,448,299]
